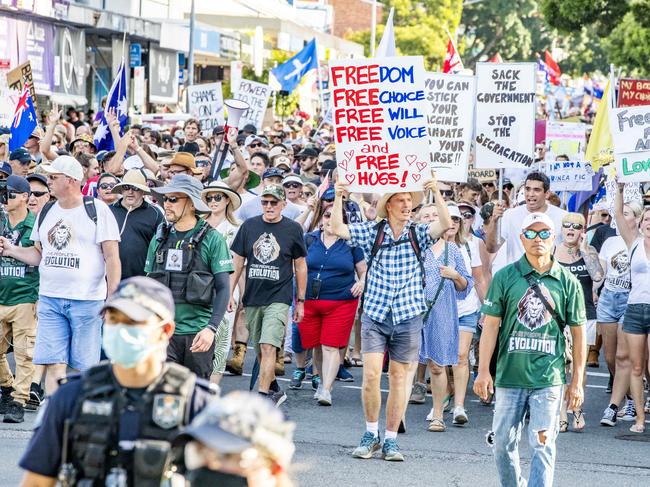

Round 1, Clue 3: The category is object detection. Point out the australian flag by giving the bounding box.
[271,38,318,93]
[9,86,38,152]
[94,61,128,151]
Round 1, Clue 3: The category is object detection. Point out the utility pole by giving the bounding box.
[188,0,195,86]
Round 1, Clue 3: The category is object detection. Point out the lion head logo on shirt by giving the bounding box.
[253,233,280,264]
[47,219,73,250]
[610,250,629,274]
[516,285,554,331]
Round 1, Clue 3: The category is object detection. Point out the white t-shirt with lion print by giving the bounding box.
[599,235,631,293]
[30,199,120,300]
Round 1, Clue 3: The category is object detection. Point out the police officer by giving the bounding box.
[18,276,217,487]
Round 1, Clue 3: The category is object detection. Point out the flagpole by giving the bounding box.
[370,0,377,57]
[444,27,461,61]
[314,40,325,118]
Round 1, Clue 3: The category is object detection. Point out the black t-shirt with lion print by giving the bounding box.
[231,215,307,306]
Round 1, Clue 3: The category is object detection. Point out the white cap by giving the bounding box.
[41,155,84,181]
[123,155,144,170]
[447,204,462,219]
[521,212,555,232]
[282,174,303,186]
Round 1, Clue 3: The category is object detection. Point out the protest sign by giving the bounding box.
[474,62,536,169]
[425,73,475,182]
[546,160,593,191]
[233,79,271,132]
[187,83,224,136]
[609,104,650,182]
[6,61,38,113]
[544,121,587,161]
[468,168,496,183]
[330,56,430,193]
[618,78,650,108]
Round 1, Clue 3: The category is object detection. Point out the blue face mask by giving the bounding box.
[102,323,164,369]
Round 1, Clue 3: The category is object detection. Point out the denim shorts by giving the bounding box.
[360,312,422,363]
[596,288,629,324]
[458,311,480,334]
[33,296,104,370]
[623,304,650,335]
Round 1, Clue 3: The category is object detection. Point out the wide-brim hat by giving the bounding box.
[377,191,424,219]
[151,174,211,214]
[163,151,202,175]
[112,169,150,194]
[69,133,97,153]
[219,167,261,190]
[201,181,242,211]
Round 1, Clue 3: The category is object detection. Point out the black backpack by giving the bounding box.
[38,196,98,228]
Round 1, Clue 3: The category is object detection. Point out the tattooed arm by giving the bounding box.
[580,235,604,283]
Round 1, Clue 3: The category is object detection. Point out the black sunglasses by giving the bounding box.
[163,196,188,204]
[121,185,142,192]
[249,143,264,149]
[99,183,116,190]
[482,182,495,188]
[7,192,20,199]
[461,211,474,220]
[562,222,584,230]
[31,190,49,197]
[261,199,279,207]
[440,190,454,197]
[283,182,302,189]
[205,194,225,203]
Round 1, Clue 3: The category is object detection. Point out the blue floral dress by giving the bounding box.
[418,242,473,366]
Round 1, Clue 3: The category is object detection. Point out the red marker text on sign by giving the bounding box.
[336,125,382,142]
[355,153,400,170]
[334,108,384,125]
[332,88,379,106]
[331,65,381,86]
[357,172,401,186]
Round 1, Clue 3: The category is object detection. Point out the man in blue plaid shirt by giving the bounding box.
[331,174,451,461]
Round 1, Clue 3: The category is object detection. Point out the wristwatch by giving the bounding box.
[207,324,219,334]
[296,298,305,303]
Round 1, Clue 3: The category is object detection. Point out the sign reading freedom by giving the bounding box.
[474,62,536,169]
[609,103,650,182]
[330,56,430,193]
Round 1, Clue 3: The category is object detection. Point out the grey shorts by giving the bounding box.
[360,312,423,363]
[623,304,650,335]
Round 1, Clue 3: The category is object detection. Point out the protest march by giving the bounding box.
[0,1,649,487]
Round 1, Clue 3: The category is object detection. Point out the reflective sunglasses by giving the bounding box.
[461,211,474,220]
[562,222,584,230]
[99,183,116,190]
[205,194,224,203]
[163,195,188,204]
[261,199,279,207]
[31,190,49,197]
[121,185,142,192]
[522,229,552,240]
[195,159,210,168]
[283,182,302,189]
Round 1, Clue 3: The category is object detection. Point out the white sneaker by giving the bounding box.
[452,405,468,425]
[318,388,332,406]
[426,407,434,421]
[313,384,324,400]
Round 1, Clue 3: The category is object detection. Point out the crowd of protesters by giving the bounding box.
[0,105,649,487]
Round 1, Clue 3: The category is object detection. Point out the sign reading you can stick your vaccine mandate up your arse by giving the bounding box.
[330,57,430,193]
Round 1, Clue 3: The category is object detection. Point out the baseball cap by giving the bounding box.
[26,173,48,187]
[261,184,286,201]
[501,177,514,188]
[268,146,287,160]
[102,276,175,322]
[245,135,268,147]
[0,161,12,176]
[282,174,303,186]
[447,203,462,219]
[319,159,337,174]
[242,123,258,135]
[7,175,31,194]
[296,147,318,159]
[456,200,476,215]
[41,155,84,181]
[263,167,285,180]
[9,148,32,164]
[520,212,555,232]
[274,155,291,171]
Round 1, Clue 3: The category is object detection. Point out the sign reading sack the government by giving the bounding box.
[609,104,650,182]
[233,79,271,132]
[474,63,536,169]
[425,72,475,182]
[330,56,430,193]
[187,82,224,136]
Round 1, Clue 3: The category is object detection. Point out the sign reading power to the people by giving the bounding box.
[330,56,430,193]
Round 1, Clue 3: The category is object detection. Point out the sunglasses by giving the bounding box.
[284,182,302,189]
[163,195,188,204]
[451,216,461,223]
[482,182,495,188]
[522,229,552,240]
[195,160,210,168]
[302,192,314,198]
[249,143,264,149]
[99,183,116,190]
[261,199,279,207]
[205,194,225,203]
[562,222,584,230]
[168,169,190,176]
[461,211,474,220]
[31,190,49,197]
[440,190,454,197]
[322,197,335,203]
[121,185,142,192]
[7,192,19,199]
[599,212,611,218]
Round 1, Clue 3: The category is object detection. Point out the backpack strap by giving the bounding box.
[408,223,426,288]
[360,220,388,308]
[37,201,55,229]
[514,260,564,331]
[37,198,97,229]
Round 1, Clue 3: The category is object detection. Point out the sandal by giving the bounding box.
[629,423,645,433]
[442,394,453,413]
[559,420,569,433]
[428,417,446,432]
[572,409,586,432]
[349,356,363,367]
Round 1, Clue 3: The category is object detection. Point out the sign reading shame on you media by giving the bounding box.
[330,56,430,193]
[609,104,650,182]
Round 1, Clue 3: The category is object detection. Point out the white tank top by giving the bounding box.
[628,238,650,304]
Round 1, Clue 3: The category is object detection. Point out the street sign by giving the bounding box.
[129,43,142,68]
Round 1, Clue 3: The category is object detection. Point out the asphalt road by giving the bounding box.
[1,351,649,487]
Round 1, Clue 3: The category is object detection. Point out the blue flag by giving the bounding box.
[271,39,318,93]
[94,61,128,151]
[9,86,38,152]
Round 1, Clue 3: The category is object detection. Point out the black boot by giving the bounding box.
[3,400,24,423]
[0,386,14,415]
[25,382,44,412]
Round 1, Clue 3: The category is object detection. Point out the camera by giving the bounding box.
[0,180,7,206]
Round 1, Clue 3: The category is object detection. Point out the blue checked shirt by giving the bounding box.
[349,221,433,325]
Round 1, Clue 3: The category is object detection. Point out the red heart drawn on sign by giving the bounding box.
[405,155,417,165]
[416,161,427,172]
[344,150,355,161]
[345,173,356,184]
[338,160,348,171]
[412,173,421,183]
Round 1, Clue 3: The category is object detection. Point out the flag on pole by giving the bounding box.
[488,53,503,63]
[376,8,396,57]
[585,80,613,173]
[442,32,463,74]
[270,39,318,93]
[544,50,561,85]
[9,86,38,152]
[94,61,128,152]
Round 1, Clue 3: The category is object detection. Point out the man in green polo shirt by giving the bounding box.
[474,212,586,487]
[144,175,233,379]
[0,176,39,423]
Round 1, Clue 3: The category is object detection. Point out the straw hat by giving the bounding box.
[201,180,242,211]
[112,169,150,193]
[162,151,201,175]
[377,191,424,219]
